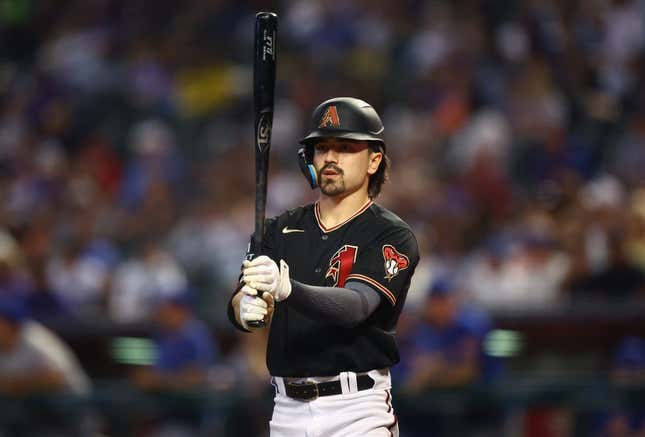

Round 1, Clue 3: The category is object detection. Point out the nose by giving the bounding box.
[323,148,339,163]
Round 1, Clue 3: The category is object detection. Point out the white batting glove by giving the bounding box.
[242,256,292,302]
[239,291,268,330]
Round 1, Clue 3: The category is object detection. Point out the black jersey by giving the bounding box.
[259,200,419,377]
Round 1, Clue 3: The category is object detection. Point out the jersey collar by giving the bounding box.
[314,199,373,233]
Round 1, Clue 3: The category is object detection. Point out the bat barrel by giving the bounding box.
[254,12,277,118]
[247,12,278,329]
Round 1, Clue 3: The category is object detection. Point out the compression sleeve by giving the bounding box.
[287,280,381,327]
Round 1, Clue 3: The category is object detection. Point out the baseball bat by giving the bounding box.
[246,12,277,328]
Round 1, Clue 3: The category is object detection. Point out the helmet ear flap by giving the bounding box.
[297,145,317,189]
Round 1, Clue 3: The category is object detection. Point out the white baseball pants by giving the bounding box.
[270,369,398,437]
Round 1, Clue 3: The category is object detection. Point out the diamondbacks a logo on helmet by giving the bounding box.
[319,105,340,128]
[325,245,358,287]
[382,245,409,281]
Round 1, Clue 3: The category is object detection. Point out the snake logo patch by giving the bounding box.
[319,105,341,128]
[382,245,409,281]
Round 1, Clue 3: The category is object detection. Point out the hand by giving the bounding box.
[241,284,276,311]
[238,285,276,329]
[242,256,292,301]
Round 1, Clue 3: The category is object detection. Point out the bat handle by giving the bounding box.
[242,271,267,328]
[244,237,267,329]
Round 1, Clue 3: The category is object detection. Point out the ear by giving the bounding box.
[367,151,382,175]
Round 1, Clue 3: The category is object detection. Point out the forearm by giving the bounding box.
[287,280,380,327]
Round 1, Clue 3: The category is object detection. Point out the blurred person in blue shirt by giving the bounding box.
[612,336,645,384]
[129,291,219,436]
[130,291,217,391]
[395,277,494,393]
[23,260,71,325]
[393,277,501,437]
[584,337,645,437]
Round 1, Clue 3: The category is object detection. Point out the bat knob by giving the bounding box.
[247,319,266,329]
[256,11,278,20]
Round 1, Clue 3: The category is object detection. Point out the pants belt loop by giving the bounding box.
[347,371,358,393]
[273,376,286,395]
[339,372,350,394]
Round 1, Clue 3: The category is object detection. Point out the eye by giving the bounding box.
[314,143,328,153]
[340,143,352,152]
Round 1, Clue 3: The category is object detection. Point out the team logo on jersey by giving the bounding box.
[382,245,409,281]
[325,245,358,287]
[319,105,340,128]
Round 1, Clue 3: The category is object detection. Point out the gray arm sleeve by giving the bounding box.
[287,279,381,327]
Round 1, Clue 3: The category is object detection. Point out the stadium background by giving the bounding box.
[0,0,644,435]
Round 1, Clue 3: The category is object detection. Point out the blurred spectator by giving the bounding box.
[0,295,92,435]
[462,235,509,309]
[569,229,645,300]
[611,336,645,385]
[45,236,110,317]
[130,293,216,390]
[394,277,499,437]
[625,188,645,273]
[499,232,570,307]
[24,260,70,324]
[587,336,645,437]
[119,119,185,212]
[167,200,249,290]
[395,277,493,393]
[0,296,90,395]
[464,231,570,310]
[129,292,218,436]
[593,411,639,437]
[221,329,273,437]
[0,230,30,296]
[109,240,187,323]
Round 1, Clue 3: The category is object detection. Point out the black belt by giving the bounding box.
[283,374,375,401]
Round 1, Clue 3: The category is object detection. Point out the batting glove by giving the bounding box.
[242,255,292,302]
[239,288,269,330]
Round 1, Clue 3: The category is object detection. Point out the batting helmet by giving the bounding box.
[298,97,386,189]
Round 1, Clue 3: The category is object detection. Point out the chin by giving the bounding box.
[321,188,344,197]
[320,182,345,196]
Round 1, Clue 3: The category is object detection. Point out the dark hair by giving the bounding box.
[368,143,389,199]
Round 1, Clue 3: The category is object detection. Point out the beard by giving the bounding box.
[318,165,345,196]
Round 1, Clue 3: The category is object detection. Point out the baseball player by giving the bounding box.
[228,97,419,436]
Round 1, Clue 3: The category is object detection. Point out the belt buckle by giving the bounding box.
[296,381,319,401]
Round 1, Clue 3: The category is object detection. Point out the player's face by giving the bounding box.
[313,139,382,198]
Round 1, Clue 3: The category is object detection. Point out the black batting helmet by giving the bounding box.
[297,97,387,190]
[300,97,385,149]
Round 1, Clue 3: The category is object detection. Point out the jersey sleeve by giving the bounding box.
[345,227,419,306]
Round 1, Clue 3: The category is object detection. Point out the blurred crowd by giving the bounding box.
[1,0,645,435]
